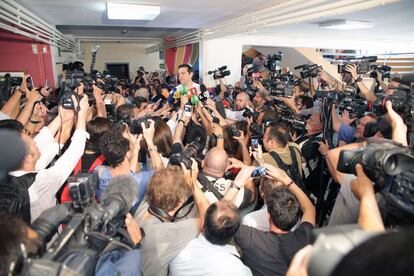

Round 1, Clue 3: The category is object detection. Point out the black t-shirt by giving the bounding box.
[234,222,314,276]
[80,152,108,172]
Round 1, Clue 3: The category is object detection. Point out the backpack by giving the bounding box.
[269,147,305,189]
[0,173,37,224]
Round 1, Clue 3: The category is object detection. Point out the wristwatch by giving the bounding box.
[217,134,224,139]
[230,181,241,190]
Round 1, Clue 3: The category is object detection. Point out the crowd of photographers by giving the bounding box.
[0,52,413,276]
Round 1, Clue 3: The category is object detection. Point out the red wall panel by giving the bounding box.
[0,30,55,87]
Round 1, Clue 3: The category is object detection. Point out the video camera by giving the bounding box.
[337,56,378,75]
[370,65,392,80]
[337,139,414,220]
[295,64,323,79]
[59,69,118,110]
[261,73,296,98]
[26,174,138,275]
[208,66,231,79]
[266,52,283,72]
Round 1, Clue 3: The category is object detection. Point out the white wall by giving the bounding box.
[80,42,160,79]
[199,37,243,87]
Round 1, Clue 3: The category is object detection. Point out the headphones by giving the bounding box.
[148,196,195,222]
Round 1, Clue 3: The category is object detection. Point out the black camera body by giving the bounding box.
[262,73,295,98]
[299,64,322,79]
[208,66,231,79]
[337,139,414,220]
[338,56,377,75]
[169,142,201,169]
[266,52,283,72]
[370,65,392,80]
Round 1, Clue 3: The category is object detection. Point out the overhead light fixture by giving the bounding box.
[107,2,160,20]
[319,20,374,30]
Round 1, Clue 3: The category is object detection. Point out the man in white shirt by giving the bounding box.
[169,200,252,276]
[8,95,89,222]
[176,64,200,94]
[199,147,253,208]
[225,92,251,121]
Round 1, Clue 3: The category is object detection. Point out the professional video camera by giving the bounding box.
[262,73,296,98]
[266,52,283,72]
[370,65,392,80]
[208,66,231,79]
[59,70,118,110]
[26,174,138,275]
[338,56,378,75]
[0,74,24,106]
[295,64,323,79]
[169,141,202,169]
[337,139,414,220]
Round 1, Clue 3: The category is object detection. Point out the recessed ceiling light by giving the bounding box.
[107,2,160,20]
[319,20,374,30]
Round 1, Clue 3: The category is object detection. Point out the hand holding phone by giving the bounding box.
[184,104,192,117]
[251,136,259,149]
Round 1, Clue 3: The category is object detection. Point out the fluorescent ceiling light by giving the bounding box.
[107,2,160,20]
[319,20,374,30]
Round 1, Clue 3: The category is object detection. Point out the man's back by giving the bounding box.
[140,217,199,276]
[234,223,313,276]
[169,234,252,276]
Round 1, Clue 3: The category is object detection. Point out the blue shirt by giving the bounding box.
[338,124,356,144]
[94,166,154,205]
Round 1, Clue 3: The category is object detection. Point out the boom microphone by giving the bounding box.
[100,175,138,223]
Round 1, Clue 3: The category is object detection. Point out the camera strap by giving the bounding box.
[198,173,224,200]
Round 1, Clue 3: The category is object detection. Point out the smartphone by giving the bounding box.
[153,98,162,110]
[27,77,34,90]
[184,104,192,117]
[251,166,267,178]
[251,136,259,149]
[45,79,50,88]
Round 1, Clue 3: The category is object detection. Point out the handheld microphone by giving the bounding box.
[200,84,207,93]
[100,175,138,223]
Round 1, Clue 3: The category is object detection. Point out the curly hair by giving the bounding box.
[147,166,192,212]
[99,130,130,167]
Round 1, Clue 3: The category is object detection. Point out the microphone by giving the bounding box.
[100,175,138,223]
[200,84,207,93]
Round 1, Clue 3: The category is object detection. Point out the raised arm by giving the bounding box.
[351,165,385,232]
[264,164,316,226]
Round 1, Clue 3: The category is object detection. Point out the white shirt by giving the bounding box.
[242,204,269,231]
[169,234,252,276]
[242,203,301,231]
[200,176,246,207]
[10,128,88,222]
[224,109,246,121]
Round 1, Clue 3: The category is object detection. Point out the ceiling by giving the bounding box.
[16,0,283,39]
[14,0,414,47]
[259,0,414,44]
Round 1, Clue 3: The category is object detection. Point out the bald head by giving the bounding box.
[235,92,250,110]
[203,147,228,176]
